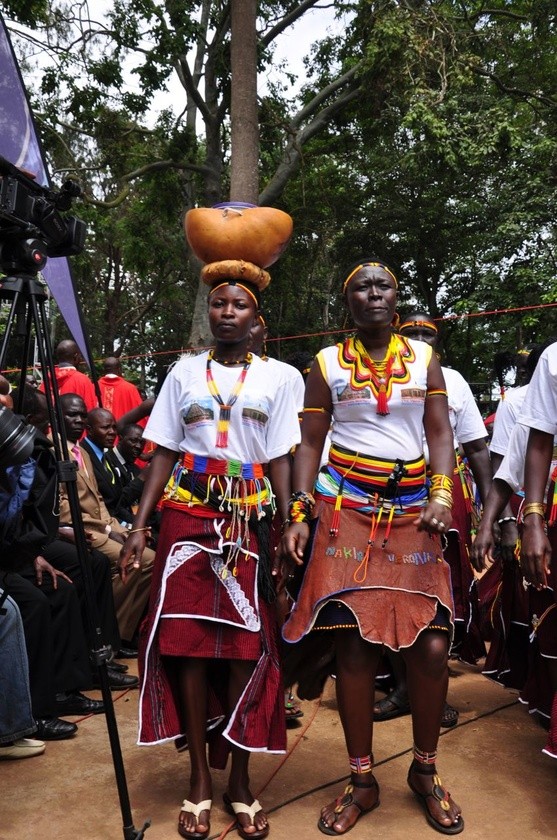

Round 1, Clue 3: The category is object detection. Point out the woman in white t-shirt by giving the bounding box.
[281,261,462,836]
[119,276,300,840]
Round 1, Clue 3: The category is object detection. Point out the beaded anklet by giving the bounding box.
[349,754,373,775]
[413,744,437,765]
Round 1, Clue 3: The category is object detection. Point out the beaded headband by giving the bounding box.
[342,261,398,293]
[208,280,260,308]
[400,318,438,334]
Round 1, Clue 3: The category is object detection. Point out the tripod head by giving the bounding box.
[0,154,86,275]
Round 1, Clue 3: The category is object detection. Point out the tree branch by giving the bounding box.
[176,53,214,123]
[291,63,362,129]
[260,85,362,205]
[84,160,213,207]
[473,66,556,108]
[260,0,323,47]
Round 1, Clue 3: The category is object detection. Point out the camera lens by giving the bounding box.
[0,405,36,467]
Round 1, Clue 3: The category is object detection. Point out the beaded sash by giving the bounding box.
[164,452,274,518]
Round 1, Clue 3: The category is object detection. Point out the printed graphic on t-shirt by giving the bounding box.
[182,398,214,426]
[401,387,426,403]
[336,382,372,402]
[242,394,270,429]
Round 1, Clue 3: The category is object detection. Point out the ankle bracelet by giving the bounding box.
[349,754,373,774]
[413,745,437,765]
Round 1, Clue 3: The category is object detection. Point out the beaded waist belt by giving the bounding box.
[328,444,427,493]
[163,452,273,519]
[180,452,265,479]
[317,445,429,538]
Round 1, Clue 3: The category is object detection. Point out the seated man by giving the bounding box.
[13,385,136,690]
[0,419,104,738]
[107,423,157,535]
[59,394,154,648]
[80,407,123,519]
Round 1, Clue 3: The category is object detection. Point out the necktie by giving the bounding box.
[102,455,116,484]
[71,444,83,470]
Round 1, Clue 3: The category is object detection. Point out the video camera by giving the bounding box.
[0,154,86,273]
[0,404,35,469]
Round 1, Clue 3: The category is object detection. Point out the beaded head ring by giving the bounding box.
[342,258,399,294]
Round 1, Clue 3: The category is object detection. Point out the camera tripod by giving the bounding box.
[0,269,150,840]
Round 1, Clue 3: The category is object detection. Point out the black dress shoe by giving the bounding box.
[117,646,138,659]
[91,667,139,690]
[107,661,129,673]
[55,691,105,716]
[35,717,78,740]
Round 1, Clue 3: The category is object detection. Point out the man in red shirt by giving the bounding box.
[97,357,144,423]
[40,339,98,411]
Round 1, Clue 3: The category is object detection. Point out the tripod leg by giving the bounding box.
[29,285,151,839]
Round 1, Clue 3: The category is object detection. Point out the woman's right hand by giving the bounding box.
[520,516,551,590]
[276,522,309,594]
[118,530,148,584]
[470,521,494,572]
[279,522,310,565]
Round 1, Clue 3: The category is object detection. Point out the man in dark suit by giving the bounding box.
[80,408,123,519]
[106,423,154,529]
[59,395,154,648]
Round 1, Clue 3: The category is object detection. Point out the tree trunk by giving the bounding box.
[230,0,259,203]
[187,256,211,348]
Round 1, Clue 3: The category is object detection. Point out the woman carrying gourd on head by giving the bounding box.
[119,207,300,840]
[281,260,463,836]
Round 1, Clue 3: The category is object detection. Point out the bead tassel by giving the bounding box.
[549,468,557,525]
[206,350,252,449]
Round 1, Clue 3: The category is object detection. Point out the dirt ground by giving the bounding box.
[3,657,557,840]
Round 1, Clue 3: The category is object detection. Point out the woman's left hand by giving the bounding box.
[413,500,452,534]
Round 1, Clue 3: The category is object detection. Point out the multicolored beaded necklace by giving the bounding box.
[354,333,399,415]
[206,349,252,447]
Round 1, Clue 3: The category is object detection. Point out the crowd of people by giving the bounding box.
[1,261,556,840]
[0,350,150,756]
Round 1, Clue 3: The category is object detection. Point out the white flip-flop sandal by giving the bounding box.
[178,798,212,839]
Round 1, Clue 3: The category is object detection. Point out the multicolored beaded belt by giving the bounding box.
[180,452,265,479]
[327,444,427,494]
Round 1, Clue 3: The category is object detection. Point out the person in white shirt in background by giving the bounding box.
[372,311,492,729]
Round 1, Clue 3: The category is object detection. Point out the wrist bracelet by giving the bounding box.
[497,516,517,525]
[288,491,315,524]
[431,497,452,510]
[430,474,454,493]
[522,502,546,519]
[128,526,149,534]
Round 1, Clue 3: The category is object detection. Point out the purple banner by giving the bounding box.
[0,13,94,372]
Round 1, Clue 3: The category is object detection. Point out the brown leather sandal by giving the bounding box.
[318,777,380,836]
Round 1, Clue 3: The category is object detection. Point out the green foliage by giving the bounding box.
[3,0,557,394]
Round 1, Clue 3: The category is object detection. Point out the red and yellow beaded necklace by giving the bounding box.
[206,349,253,447]
[338,333,414,415]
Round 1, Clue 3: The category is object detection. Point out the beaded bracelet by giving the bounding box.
[288,491,315,524]
[430,474,454,493]
[497,516,517,525]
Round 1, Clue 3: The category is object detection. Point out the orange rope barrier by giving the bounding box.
[3,299,556,373]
